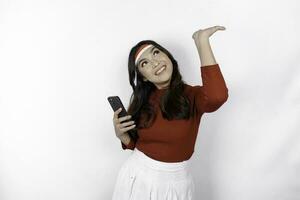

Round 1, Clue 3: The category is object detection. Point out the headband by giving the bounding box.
[134,44,154,66]
[133,44,154,86]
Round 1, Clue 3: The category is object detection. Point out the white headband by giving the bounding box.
[134,44,154,66]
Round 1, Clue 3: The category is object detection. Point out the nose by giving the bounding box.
[151,60,160,68]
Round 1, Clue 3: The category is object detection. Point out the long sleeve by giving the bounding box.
[194,63,229,113]
[121,137,136,150]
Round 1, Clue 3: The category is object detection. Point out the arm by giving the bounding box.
[195,64,229,113]
[195,38,217,66]
[192,26,229,113]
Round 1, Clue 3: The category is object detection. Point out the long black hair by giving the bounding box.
[126,40,196,142]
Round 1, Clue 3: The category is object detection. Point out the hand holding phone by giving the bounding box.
[107,96,137,139]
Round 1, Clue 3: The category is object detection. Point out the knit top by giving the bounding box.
[121,63,229,162]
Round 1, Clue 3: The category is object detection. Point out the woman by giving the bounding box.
[112,25,229,200]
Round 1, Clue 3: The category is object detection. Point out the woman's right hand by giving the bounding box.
[113,107,136,139]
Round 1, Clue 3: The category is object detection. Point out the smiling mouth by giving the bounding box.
[155,65,167,75]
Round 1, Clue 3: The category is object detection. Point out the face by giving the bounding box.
[136,46,173,90]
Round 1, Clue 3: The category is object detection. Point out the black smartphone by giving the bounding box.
[107,96,137,133]
[107,96,128,118]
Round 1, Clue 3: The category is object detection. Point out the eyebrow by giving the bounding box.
[138,46,156,66]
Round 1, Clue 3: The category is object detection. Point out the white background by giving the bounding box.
[0,0,299,199]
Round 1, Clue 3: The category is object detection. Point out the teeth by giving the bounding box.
[156,66,166,75]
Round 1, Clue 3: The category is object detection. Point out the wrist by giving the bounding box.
[194,37,209,46]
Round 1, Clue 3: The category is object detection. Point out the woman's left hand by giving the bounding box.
[192,25,226,42]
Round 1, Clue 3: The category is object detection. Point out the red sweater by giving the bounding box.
[121,63,229,162]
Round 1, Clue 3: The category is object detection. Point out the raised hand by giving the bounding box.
[192,25,226,42]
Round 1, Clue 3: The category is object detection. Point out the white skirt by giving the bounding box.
[112,147,195,200]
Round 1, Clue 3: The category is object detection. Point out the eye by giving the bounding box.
[140,61,148,67]
[153,50,159,55]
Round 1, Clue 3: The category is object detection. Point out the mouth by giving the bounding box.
[155,65,167,75]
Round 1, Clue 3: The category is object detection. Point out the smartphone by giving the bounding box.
[107,96,137,133]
